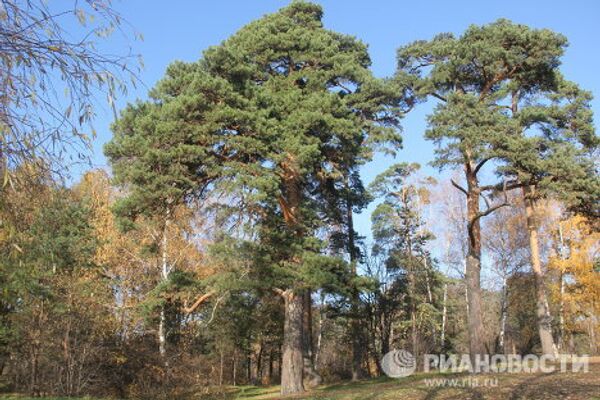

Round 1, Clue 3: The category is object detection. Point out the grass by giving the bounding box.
[0,397,96,400]
[2,359,599,400]
[225,358,600,400]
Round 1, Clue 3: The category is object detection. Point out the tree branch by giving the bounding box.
[183,291,216,314]
[474,157,491,175]
[430,92,447,103]
[451,179,468,196]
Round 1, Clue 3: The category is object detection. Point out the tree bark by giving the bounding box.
[281,290,305,395]
[499,276,508,353]
[345,184,365,381]
[302,290,321,388]
[523,185,557,357]
[441,282,448,349]
[465,166,486,362]
[278,161,311,394]
[159,210,170,361]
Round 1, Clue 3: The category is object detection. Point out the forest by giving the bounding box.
[0,1,599,399]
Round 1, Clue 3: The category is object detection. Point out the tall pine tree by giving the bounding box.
[396,20,599,358]
[106,2,403,394]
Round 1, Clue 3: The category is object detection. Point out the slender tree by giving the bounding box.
[396,26,516,360]
[0,0,140,182]
[370,163,436,362]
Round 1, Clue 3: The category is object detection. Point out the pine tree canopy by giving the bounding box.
[105,2,405,291]
[395,19,599,216]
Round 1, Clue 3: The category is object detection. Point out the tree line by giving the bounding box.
[0,1,598,398]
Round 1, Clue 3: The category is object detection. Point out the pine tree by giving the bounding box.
[395,22,519,360]
[482,26,599,357]
[105,2,403,394]
[395,19,599,359]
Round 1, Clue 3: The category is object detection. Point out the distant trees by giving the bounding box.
[548,215,600,354]
[0,169,112,396]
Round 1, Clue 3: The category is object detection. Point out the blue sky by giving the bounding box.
[83,0,600,240]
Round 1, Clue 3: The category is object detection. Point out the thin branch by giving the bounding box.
[451,179,468,196]
[430,92,447,103]
[474,157,492,175]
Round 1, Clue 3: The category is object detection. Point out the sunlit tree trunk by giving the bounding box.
[281,290,304,395]
[499,276,508,353]
[441,282,448,348]
[523,185,557,357]
[158,211,170,360]
[465,164,486,362]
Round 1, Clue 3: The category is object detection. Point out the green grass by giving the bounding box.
[225,365,600,400]
[2,363,598,400]
[0,397,96,400]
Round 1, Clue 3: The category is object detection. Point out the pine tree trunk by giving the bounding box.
[523,185,557,357]
[465,167,486,362]
[302,290,322,388]
[345,176,364,381]
[281,290,305,395]
[278,165,308,395]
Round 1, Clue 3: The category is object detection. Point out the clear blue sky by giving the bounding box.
[85,0,600,239]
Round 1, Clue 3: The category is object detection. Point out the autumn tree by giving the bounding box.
[0,0,140,183]
[548,215,600,354]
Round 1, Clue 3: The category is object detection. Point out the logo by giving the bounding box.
[381,349,416,378]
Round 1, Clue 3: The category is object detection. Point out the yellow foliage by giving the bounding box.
[548,215,600,340]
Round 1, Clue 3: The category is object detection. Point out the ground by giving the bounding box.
[2,359,599,400]
[224,359,600,400]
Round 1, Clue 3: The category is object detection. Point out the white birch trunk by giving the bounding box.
[441,282,448,348]
[159,209,171,359]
